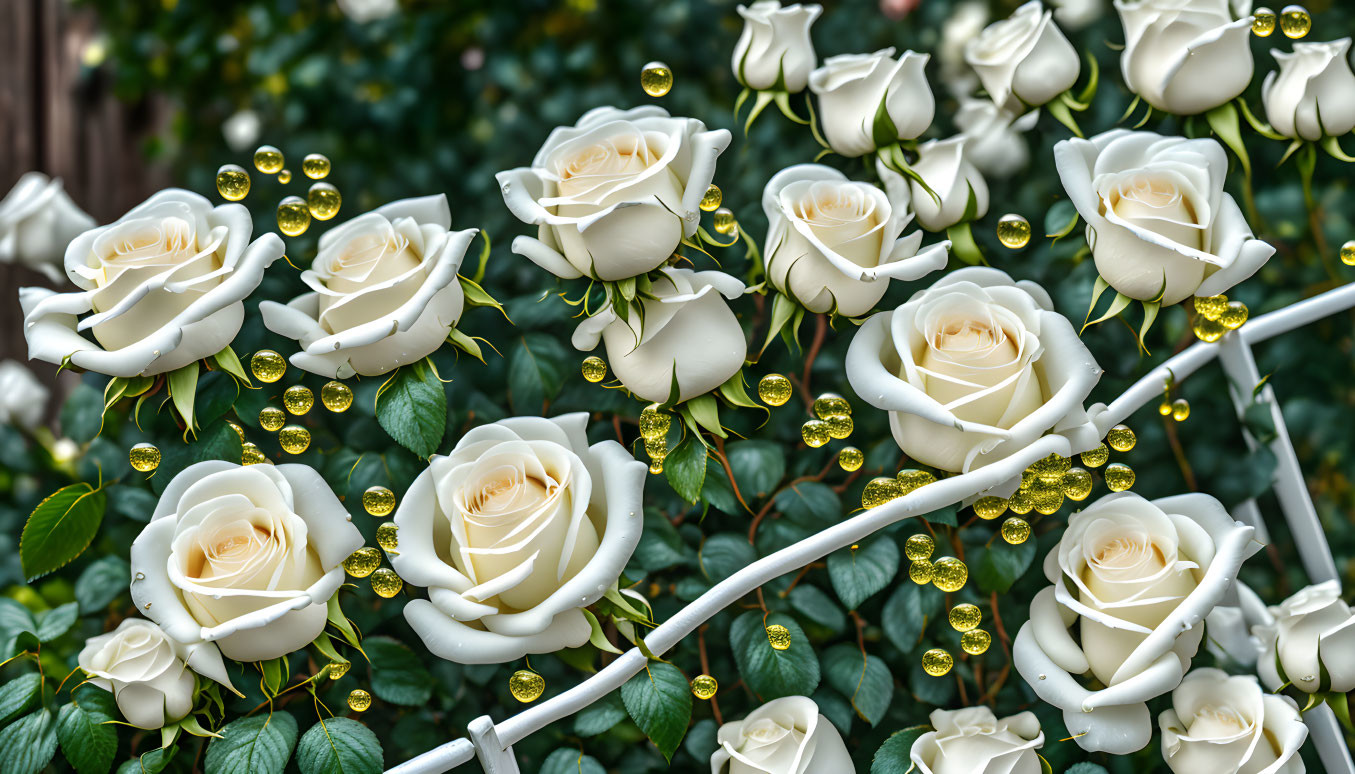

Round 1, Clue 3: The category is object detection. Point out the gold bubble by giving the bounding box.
[302,153,331,179]
[346,688,372,712]
[1062,468,1093,501]
[713,207,736,236]
[327,661,350,680]
[344,547,382,578]
[376,522,399,553]
[363,486,396,517]
[509,670,545,703]
[862,476,902,509]
[949,603,982,632]
[277,168,292,185]
[1253,6,1277,36]
[765,624,792,650]
[278,425,311,454]
[1106,425,1136,452]
[801,419,830,448]
[1159,400,1173,417]
[897,469,937,494]
[370,567,403,598]
[1030,453,1070,482]
[250,350,286,383]
[822,415,851,442]
[259,406,286,431]
[909,559,934,585]
[215,164,251,201]
[700,184,722,212]
[321,381,354,412]
[758,374,792,407]
[277,195,311,237]
[307,182,342,221]
[1280,4,1310,38]
[904,534,935,561]
[690,674,719,700]
[961,628,992,655]
[1341,240,1355,266]
[644,437,668,462]
[254,145,284,174]
[1001,517,1031,545]
[1195,295,1228,321]
[813,393,852,419]
[129,443,161,472]
[922,648,953,677]
[581,356,607,383]
[1007,489,1033,515]
[648,460,664,474]
[1193,315,1227,343]
[1171,398,1191,422]
[1030,484,1063,516]
[242,443,268,465]
[283,385,314,415]
[837,446,864,472]
[1220,301,1249,330]
[1081,443,1109,468]
[639,404,671,441]
[640,61,673,97]
[996,213,1032,249]
[932,556,967,593]
[1105,462,1135,492]
[973,496,1007,520]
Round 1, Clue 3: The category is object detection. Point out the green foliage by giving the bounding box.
[375,361,447,457]
[621,661,692,761]
[206,712,299,774]
[57,686,119,774]
[296,717,383,774]
[730,611,819,700]
[19,483,106,581]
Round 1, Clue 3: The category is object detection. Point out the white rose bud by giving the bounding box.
[710,696,854,774]
[808,48,935,158]
[732,1,822,93]
[846,267,1102,473]
[78,618,235,730]
[1014,492,1260,753]
[390,414,645,664]
[965,1,1081,112]
[130,461,364,663]
[260,194,477,378]
[0,360,49,430]
[1263,38,1355,141]
[1254,580,1355,694]
[1159,669,1307,774]
[908,137,990,232]
[497,106,731,282]
[1116,0,1254,115]
[0,172,95,283]
[956,99,1040,179]
[21,189,283,378]
[1055,130,1274,305]
[572,268,747,403]
[761,162,949,317]
[910,707,1045,774]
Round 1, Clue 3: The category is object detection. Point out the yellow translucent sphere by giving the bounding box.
[277,195,311,237]
[370,567,403,598]
[1081,443,1109,468]
[1001,517,1031,545]
[321,381,354,412]
[259,406,287,431]
[700,184,722,212]
[277,168,293,185]
[509,670,546,703]
[639,404,671,441]
[640,61,673,97]
[766,624,793,650]
[1171,398,1191,422]
[1030,453,1070,482]
[949,603,982,632]
[961,628,992,655]
[996,213,1032,249]
[1007,489,1034,515]
[581,356,607,383]
[862,477,902,509]
[1062,467,1093,501]
[824,414,853,440]
[346,688,372,712]
[1193,315,1227,343]
[1340,240,1355,266]
[1253,6,1277,36]
[376,522,400,552]
[250,350,286,383]
[1105,462,1136,492]
[343,547,382,578]
[283,385,314,415]
[363,486,396,517]
[302,153,331,179]
[758,374,792,407]
[801,420,831,448]
[1220,301,1249,330]
[837,446,864,472]
[922,648,953,677]
[326,661,350,680]
[932,556,967,592]
[307,182,342,221]
[1280,4,1311,38]
[897,469,937,494]
[973,496,1007,520]
[1106,425,1136,452]
[690,674,719,700]
[254,145,284,174]
[241,443,268,465]
[1159,400,1173,417]
[904,534,935,561]
[909,559,935,585]
[278,425,311,454]
[712,207,736,236]
[813,393,852,419]
[1194,295,1228,321]
[215,164,250,201]
[129,443,161,473]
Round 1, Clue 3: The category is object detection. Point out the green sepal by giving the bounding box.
[1205,101,1251,177]
[582,608,623,655]
[744,90,777,135]
[1237,97,1288,140]
[1047,94,1084,138]
[211,345,253,388]
[459,274,509,321]
[1320,134,1355,162]
[167,361,200,440]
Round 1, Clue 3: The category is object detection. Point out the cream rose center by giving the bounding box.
[555,131,669,201]
[1189,705,1252,738]
[1102,173,1204,251]
[793,183,884,266]
[324,227,422,294]
[916,304,1032,426]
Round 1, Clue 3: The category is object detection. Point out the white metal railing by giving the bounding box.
[387,281,1355,774]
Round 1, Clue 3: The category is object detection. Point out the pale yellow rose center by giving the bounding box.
[187,522,277,581]
[1189,705,1251,737]
[555,132,664,199]
[323,229,422,294]
[744,719,796,745]
[792,184,883,268]
[466,470,553,518]
[1103,173,1203,251]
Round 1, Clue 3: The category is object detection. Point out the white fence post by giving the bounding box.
[468,716,520,774]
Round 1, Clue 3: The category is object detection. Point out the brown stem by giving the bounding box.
[800,313,828,404]
[712,436,753,515]
[1162,415,1198,491]
[697,625,723,725]
[990,592,1012,660]
[778,563,823,598]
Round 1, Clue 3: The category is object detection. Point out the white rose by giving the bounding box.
[846,267,1101,473]
[956,99,1040,179]
[808,48,935,158]
[0,360,49,430]
[1055,130,1274,305]
[1014,492,1259,753]
[0,172,96,283]
[78,618,235,730]
[1263,38,1355,141]
[910,707,1045,774]
[572,268,748,403]
[497,106,731,282]
[710,696,854,774]
[1159,668,1307,774]
[966,1,1081,112]
[1053,0,1106,29]
[939,2,991,97]
[761,162,949,317]
[20,189,283,378]
[259,195,476,378]
[130,461,364,663]
[390,414,645,664]
[1254,580,1355,694]
[732,1,822,92]
[908,137,989,232]
[1116,0,1254,115]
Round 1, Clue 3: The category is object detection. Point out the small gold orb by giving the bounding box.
[370,567,403,598]
[948,603,982,632]
[765,624,792,650]
[363,486,396,517]
[1001,517,1031,545]
[278,425,310,454]
[691,674,719,700]
[961,628,992,655]
[837,446,864,472]
[259,406,287,431]
[757,374,792,406]
[343,547,382,578]
[250,350,287,383]
[922,648,954,677]
[129,443,160,473]
[509,670,546,703]
[1106,425,1136,452]
[283,385,314,415]
[321,381,353,412]
[346,688,372,712]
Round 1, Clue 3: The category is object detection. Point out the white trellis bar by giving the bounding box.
[387,282,1355,774]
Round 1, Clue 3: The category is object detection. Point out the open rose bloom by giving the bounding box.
[1158,669,1307,774]
[710,696,853,774]
[910,707,1045,774]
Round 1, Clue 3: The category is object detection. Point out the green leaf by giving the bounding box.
[789,585,847,633]
[882,582,942,649]
[1047,96,1084,138]
[35,602,79,642]
[731,611,819,700]
[574,692,627,737]
[663,435,707,504]
[976,539,1038,594]
[828,537,900,610]
[153,420,242,493]
[295,717,383,774]
[375,361,447,457]
[631,510,689,572]
[76,556,130,613]
[195,371,240,429]
[20,483,106,582]
[0,710,58,774]
[61,384,105,444]
[211,345,253,387]
[539,748,606,774]
[822,643,894,725]
[870,726,929,774]
[167,361,199,435]
[116,745,176,774]
[365,637,433,706]
[725,441,784,499]
[945,220,984,266]
[620,661,692,761]
[1205,101,1250,177]
[698,533,756,584]
[1044,200,1079,240]
[205,711,299,774]
[57,686,118,774]
[0,675,43,725]
[775,483,840,530]
[507,333,567,414]
[684,394,724,438]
